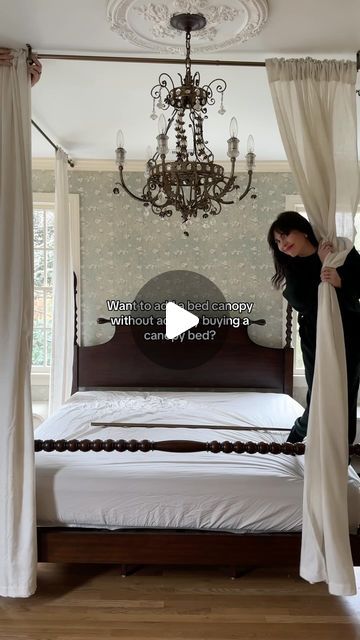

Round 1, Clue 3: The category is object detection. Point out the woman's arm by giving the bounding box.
[320,267,342,288]
[336,247,360,298]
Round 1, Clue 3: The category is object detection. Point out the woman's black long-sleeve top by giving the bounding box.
[282,247,360,329]
[282,247,360,445]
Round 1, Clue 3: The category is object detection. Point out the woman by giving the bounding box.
[268,211,360,445]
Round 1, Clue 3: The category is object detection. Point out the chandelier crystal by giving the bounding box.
[113,13,256,234]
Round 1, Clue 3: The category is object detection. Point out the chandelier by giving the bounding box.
[113,13,256,234]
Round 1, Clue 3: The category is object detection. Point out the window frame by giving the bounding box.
[31,192,80,387]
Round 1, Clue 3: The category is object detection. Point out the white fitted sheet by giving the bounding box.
[35,391,360,533]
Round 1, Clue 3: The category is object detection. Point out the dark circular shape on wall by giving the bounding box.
[130,269,229,369]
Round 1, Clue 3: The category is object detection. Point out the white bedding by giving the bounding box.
[35,391,360,533]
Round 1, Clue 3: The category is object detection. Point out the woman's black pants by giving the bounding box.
[287,313,360,445]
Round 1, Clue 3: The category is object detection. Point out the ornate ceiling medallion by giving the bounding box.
[107,0,269,53]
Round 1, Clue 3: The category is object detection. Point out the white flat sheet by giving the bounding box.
[35,391,360,533]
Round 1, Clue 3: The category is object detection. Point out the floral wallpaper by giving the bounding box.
[32,169,297,348]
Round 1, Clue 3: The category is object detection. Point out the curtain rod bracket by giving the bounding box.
[26,43,34,66]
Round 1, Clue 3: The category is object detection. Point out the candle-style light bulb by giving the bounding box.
[229,117,238,139]
[115,130,126,166]
[116,129,125,149]
[246,134,256,170]
[227,117,239,159]
[158,114,167,135]
[247,134,255,154]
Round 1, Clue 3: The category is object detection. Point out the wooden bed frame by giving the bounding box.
[36,295,360,569]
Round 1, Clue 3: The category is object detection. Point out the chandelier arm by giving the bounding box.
[165,109,177,135]
[237,170,254,201]
[151,201,173,218]
[118,167,148,203]
[158,73,175,91]
[210,174,236,201]
[150,86,170,109]
[203,79,226,106]
[143,177,160,203]
[150,73,175,110]
[213,182,236,204]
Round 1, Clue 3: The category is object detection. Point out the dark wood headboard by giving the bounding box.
[71,275,293,395]
[72,324,293,395]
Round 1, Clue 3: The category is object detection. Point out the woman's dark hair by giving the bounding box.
[267,211,318,289]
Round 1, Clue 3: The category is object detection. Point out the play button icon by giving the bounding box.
[130,270,229,369]
[165,302,199,340]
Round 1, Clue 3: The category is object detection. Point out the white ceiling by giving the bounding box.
[0,0,360,164]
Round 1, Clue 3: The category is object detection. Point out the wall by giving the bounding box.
[32,169,298,352]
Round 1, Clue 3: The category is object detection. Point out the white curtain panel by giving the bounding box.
[266,58,360,595]
[0,51,36,597]
[49,149,74,413]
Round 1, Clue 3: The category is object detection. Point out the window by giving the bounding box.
[32,193,80,386]
[33,201,54,370]
[285,195,360,376]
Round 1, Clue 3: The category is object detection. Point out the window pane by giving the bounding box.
[46,250,54,287]
[34,250,45,286]
[34,289,44,328]
[33,209,44,247]
[32,329,45,366]
[46,290,53,328]
[33,204,55,370]
[46,210,55,248]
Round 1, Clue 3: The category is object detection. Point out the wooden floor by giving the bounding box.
[1,564,360,640]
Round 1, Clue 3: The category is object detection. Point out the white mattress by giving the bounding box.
[35,391,360,533]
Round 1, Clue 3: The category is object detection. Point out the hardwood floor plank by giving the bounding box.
[1,564,360,640]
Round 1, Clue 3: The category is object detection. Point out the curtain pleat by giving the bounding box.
[49,149,74,413]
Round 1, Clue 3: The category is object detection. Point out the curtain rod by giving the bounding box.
[37,53,266,67]
[36,51,360,69]
[31,119,75,167]
[32,51,360,162]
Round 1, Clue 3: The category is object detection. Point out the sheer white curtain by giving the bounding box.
[266,57,360,595]
[0,50,36,597]
[49,149,74,413]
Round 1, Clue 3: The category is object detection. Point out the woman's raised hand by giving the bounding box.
[321,266,342,288]
[28,55,42,86]
[0,48,13,66]
[0,47,42,86]
[318,240,334,263]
